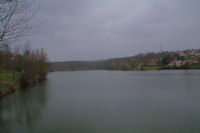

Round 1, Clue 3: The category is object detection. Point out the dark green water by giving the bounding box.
[0,70,200,133]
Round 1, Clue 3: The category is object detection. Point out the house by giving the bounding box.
[168,60,192,68]
[175,60,183,67]
[168,60,177,67]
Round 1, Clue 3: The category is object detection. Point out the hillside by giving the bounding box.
[49,49,200,71]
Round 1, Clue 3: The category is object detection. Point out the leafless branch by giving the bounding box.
[0,0,39,50]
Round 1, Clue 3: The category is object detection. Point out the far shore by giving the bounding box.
[49,67,200,72]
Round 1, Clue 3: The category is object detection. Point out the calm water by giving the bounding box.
[0,70,200,133]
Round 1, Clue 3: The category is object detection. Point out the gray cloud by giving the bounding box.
[28,0,200,61]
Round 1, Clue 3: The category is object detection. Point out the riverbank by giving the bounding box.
[0,46,48,98]
[135,65,200,71]
[0,71,21,97]
[50,66,200,72]
[0,70,48,98]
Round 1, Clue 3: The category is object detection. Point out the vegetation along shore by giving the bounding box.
[0,46,48,97]
[0,0,48,98]
[49,49,200,71]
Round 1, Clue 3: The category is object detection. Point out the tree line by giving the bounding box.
[0,0,48,91]
[49,50,200,71]
[0,44,48,87]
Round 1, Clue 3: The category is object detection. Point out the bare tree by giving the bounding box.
[0,0,39,50]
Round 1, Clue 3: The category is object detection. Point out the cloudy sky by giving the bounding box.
[28,0,200,61]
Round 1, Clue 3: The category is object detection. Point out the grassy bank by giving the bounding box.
[0,71,21,97]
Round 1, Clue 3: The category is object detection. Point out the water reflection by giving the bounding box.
[0,81,48,133]
[1,70,200,133]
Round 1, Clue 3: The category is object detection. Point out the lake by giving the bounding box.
[0,70,200,133]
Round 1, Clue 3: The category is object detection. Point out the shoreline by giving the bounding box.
[0,80,46,98]
[49,68,200,73]
[49,67,200,72]
[1,68,199,98]
[0,85,20,98]
[0,72,46,98]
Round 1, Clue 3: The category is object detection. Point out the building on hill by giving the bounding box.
[168,59,195,68]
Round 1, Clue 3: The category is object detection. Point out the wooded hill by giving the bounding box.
[49,49,200,71]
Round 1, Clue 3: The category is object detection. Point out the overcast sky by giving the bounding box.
[28,0,200,61]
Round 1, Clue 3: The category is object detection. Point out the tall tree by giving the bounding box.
[0,0,38,50]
